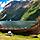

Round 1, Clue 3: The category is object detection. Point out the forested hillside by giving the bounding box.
[21,0,40,21]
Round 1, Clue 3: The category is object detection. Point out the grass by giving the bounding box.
[0,32,40,40]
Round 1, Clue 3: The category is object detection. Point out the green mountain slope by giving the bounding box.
[20,0,40,21]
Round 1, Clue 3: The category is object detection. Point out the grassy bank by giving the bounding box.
[0,32,40,40]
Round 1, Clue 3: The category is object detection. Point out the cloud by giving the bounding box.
[0,0,26,7]
[23,0,26,1]
[1,2,6,7]
[14,0,20,1]
[0,6,3,13]
[0,0,13,7]
[0,2,2,6]
[0,8,3,12]
[0,0,13,12]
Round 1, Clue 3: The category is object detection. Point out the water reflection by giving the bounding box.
[0,21,37,28]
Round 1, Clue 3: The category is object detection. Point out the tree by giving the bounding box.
[20,0,40,21]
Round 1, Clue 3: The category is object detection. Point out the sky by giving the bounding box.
[0,0,26,13]
[0,0,13,12]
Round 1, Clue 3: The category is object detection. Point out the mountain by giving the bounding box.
[0,1,31,21]
[20,0,40,21]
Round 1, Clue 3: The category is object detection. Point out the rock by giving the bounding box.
[7,31,13,36]
[31,35,38,38]
[37,34,40,38]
